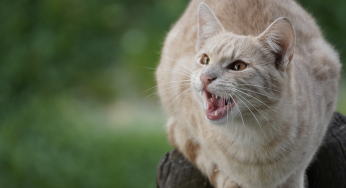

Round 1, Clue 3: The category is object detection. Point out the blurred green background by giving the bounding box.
[0,0,345,187]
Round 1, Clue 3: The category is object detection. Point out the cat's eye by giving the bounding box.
[200,55,210,65]
[228,60,247,71]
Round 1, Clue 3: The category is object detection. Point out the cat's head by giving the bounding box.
[191,3,295,125]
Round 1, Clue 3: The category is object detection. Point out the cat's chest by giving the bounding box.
[195,121,296,163]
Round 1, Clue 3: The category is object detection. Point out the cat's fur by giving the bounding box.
[156,0,341,187]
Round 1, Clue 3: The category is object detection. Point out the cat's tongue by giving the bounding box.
[206,94,226,120]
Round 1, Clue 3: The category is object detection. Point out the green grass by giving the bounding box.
[0,96,171,188]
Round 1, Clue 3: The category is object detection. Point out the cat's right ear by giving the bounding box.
[196,2,225,52]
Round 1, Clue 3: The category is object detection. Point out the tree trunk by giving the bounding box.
[156,112,346,188]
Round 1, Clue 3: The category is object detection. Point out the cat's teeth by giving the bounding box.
[212,94,215,98]
[216,96,219,99]
[215,110,218,116]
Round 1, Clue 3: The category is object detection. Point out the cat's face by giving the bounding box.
[191,3,295,125]
[191,32,284,125]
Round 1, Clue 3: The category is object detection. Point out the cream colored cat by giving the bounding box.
[156,0,341,188]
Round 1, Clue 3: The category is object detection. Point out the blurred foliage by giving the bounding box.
[0,0,186,187]
[0,0,188,107]
[298,0,346,64]
[0,95,171,187]
[0,0,345,105]
[0,0,345,187]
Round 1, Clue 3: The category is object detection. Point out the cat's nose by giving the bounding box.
[200,74,217,88]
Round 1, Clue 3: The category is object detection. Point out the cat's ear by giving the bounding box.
[258,17,295,70]
[196,2,225,52]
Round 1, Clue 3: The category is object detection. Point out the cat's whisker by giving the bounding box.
[156,83,191,93]
[236,84,280,93]
[221,92,229,129]
[232,92,268,140]
[143,83,191,99]
[143,67,192,75]
[158,66,193,76]
[232,88,277,113]
[166,88,192,108]
[229,93,244,129]
[225,92,230,129]
[144,80,191,92]
[144,67,192,78]
[232,91,273,126]
[155,52,194,73]
[236,87,290,103]
[226,105,229,128]
[158,68,192,77]
[223,92,235,127]
[154,88,190,98]
[230,94,234,127]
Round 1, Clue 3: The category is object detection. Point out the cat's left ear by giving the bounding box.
[258,17,295,70]
[196,2,225,52]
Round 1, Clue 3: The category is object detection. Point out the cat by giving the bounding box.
[155,0,341,187]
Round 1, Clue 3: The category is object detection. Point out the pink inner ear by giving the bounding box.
[289,53,294,62]
[279,37,290,53]
[258,17,295,67]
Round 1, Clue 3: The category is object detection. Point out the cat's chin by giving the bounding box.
[206,115,232,126]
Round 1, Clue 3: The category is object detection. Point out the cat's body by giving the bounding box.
[156,0,341,188]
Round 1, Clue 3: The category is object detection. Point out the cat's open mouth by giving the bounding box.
[204,91,235,121]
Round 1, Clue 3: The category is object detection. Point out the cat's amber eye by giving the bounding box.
[200,55,210,65]
[228,60,247,71]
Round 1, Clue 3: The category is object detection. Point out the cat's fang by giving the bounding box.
[225,98,231,105]
[215,111,218,116]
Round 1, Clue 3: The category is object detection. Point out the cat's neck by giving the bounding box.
[219,106,296,147]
